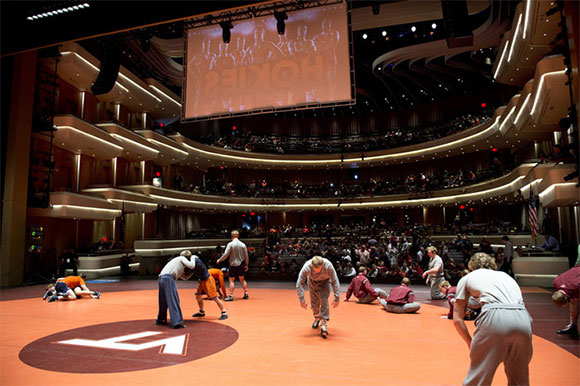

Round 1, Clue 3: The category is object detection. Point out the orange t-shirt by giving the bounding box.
[208,268,227,296]
[59,276,85,289]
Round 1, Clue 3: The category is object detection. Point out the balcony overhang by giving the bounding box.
[28,192,121,220]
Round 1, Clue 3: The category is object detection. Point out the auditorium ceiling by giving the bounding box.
[2,1,519,121]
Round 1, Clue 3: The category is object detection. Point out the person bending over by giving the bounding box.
[552,265,579,336]
[296,255,340,338]
[453,253,532,385]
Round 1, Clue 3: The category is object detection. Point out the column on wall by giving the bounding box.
[0,52,37,286]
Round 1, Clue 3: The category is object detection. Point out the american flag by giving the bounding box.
[528,190,540,239]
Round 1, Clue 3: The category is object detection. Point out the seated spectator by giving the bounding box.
[479,236,493,255]
[380,277,421,313]
[345,266,388,304]
[540,233,560,252]
[342,263,356,279]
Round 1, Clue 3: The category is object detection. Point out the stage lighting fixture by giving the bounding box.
[274,11,288,35]
[220,20,233,44]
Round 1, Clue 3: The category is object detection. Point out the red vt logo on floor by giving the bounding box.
[19,320,239,373]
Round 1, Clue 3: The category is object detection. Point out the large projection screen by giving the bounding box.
[184,2,352,120]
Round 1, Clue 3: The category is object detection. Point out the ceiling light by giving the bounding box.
[362,33,368,40]
[411,26,417,32]
[431,23,437,29]
[382,31,387,37]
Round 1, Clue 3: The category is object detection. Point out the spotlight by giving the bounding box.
[220,20,233,44]
[274,11,288,35]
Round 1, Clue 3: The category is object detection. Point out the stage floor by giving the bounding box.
[1,280,578,385]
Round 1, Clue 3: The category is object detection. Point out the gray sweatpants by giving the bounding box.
[380,299,421,313]
[430,275,446,299]
[309,278,331,321]
[158,274,184,327]
[463,304,533,386]
[358,289,388,304]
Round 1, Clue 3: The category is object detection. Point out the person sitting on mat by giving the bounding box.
[345,266,388,304]
[380,277,421,313]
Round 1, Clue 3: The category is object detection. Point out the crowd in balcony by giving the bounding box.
[183,166,506,199]
[198,110,493,155]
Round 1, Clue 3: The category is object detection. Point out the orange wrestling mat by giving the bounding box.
[1,287,579,385]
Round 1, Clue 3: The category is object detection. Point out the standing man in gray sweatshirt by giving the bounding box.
[156,250,196,329]
[296,255,340,338]
[217,230,250,301]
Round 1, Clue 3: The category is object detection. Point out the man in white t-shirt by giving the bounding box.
[453,253,533,385]
[217,230,249,301]
[421,246,446,299]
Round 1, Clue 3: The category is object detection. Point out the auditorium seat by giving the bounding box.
[512,256,569,287]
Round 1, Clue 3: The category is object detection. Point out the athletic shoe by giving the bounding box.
[224,295,234,301]
[48,295,58,303]
[92,291,100,299]
[242,293,249,300]
[557,325,578,335]
[321,324,328,338]
[42,290,53,300]
[172,324,186,329]
[155,320,167,325]
[219,313,229,320]
[312,319,320,329]
[192,312,206,317]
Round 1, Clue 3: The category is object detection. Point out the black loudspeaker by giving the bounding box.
[90,46,121,96]
[441,0,473,48]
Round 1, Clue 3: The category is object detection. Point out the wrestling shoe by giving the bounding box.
[48,295,58,303]
[312,319,320,329]
[42,290,53,300]
[192,312,206,317]
[320,324,328,338]
[155,320,167,325]
[224,295,234,301]
[91,291,100,299]
[557,325,578,335]
[242,293,249,300]
[219,312,229,320]
[172,324,186,329]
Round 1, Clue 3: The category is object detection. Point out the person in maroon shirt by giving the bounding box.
[380,277,421,313]
[552,265,580,335]
[440,280,481,320]
[344,266,387,303]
